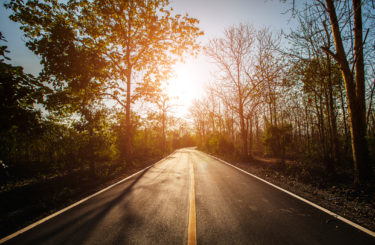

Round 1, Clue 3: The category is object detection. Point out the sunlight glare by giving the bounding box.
[166,61,204,118]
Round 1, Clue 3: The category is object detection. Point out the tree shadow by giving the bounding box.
[11,166,152,245]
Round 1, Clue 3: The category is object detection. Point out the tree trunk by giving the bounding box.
[124,1,134,166]
[88,126,95,176]
[304,101,311,156]
[323,19,340,166]
[125,65,132,165]
[352,0,372,182]
[162,107,166,154]
[231,110,235,142]
[239,103,248,158]
[248,116,253,158]
[339,84,350,155]
[256,115,260,150]
[325,0,373,185]
[327,56,340,166]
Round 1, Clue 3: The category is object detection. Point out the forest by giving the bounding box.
[1,0,201,184]
[1,1,375,235]
[191,1,375,187]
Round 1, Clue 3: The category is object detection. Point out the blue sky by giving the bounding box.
[1,5,42,74]
[172,0,293,37]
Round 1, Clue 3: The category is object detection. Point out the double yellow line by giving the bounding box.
[188,161,197,245]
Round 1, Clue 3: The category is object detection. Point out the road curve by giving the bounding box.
[2,148,375,244]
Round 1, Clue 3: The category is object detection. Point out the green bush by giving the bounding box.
[262,124,293,159]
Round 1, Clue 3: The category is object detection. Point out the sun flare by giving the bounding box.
[165,61,204,117]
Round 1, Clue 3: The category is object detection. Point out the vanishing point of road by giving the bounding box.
[1,148,374,244]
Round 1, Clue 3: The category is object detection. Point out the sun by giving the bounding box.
[167,64,190,100]
[164,61,201,117]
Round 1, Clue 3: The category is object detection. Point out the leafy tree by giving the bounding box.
[73,104,118,175]
[6,0,203,165]
[0,32,10,62]
[86,0,203,163]
[5,0,108,114]
[262,124,292,163]
[0,33,43,171]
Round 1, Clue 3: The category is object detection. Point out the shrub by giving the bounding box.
[262,124,293,159]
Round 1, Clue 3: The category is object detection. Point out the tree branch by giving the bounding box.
[99,92,126,108]
[320,46,339,62]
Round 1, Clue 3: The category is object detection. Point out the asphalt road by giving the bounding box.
[2,149,375,244]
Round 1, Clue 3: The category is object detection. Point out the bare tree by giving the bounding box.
[317,0,373,184]
[254,29,285,127]
[205,24,259,158]
[281,0,374,184]
[155,93,176,154]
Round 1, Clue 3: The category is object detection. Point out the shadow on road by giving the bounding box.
[11,166,153,245]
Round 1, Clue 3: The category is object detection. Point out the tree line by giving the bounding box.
[2,0,375,187]
[1,0,201,181]
[190,0,375,186]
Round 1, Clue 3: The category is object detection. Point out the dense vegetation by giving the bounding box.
[191,1,375,187]
[1,0,200,184]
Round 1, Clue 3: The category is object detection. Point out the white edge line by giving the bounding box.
[200,151,375,238]
[0,156,169,244]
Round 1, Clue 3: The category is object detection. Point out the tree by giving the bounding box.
[5,0,108,114]
[0,33,44,170]
[263,124,292,163]
[254,28,284,128]
[154,93,175,154]
[282,0,374,184]
[6,0,203,164]
[190,98,209,147]
[318,0,373,184]
[78,0,202,163]
[205,24,259,158]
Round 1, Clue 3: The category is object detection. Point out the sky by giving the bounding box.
[0,0,295,118]
[167,0,294,118]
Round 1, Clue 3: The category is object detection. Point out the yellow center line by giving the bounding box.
[188,160,197,245]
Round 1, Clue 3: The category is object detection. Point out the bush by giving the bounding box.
[262,124,293,159]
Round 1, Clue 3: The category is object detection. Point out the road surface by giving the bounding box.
[2,149,374,244]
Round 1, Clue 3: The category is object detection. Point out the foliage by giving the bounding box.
[262,124,292,158]
[85,0,203,101]
[0,34,43,174]
[5,0,108,113]
[190,1,375,186]
[3,0,203,181]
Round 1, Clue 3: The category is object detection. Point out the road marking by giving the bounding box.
[0,154,175,244]
[201,151,375,238]
[188,160,197,245]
